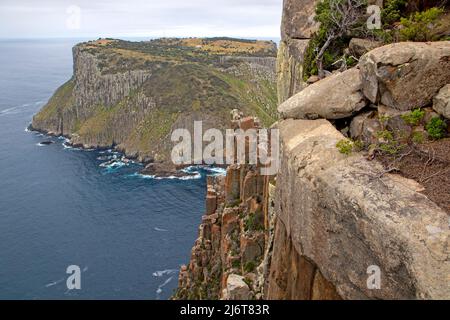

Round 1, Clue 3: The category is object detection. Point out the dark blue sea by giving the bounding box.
[0,38,219,299]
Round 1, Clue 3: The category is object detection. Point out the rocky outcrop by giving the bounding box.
[433,84,450,120]
[359,42,450,111]
[277,0,320,104]
[278,68,367,119]
[277,39,310,104]
[270,118,450,299]
[174,115,276,300]
[176,0,450,300]
[281,0,320,39]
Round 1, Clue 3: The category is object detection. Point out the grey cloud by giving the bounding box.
[0,0,282,39]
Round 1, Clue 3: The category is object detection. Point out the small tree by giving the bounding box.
[315,0,367,78]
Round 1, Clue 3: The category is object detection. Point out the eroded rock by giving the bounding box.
[349,38,382,58]
[433,84,450,120]
[278,68,367,120]
[222,274,251,300]
[359,42,450,110]
[273,118,450,299]
[281,0,320,40]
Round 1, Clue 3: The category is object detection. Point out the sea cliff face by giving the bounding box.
[32,38,278,164]
[175,1,450,300]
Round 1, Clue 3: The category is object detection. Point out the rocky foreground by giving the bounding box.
[175,1,450,300]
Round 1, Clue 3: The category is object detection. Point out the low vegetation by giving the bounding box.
[303,1,449,80]
[426,117,447,140]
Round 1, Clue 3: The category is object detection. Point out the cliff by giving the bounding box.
[32,38,278,165]
[176,1,450,300]
[174,114,276,300]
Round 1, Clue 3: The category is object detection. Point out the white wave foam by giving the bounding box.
[45,278,65,288]
[182,165,226,176]
[152,269,178,277]
[154,173,202,180]
[204,167,227,175]
[36,142,52,147]
[156,276,174,299]
[100,160,127,169]
[127,172,156,179]
[154,227,168,232]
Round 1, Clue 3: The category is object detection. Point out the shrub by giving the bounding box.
[412,131,425,144]
[336,139,354,155]
[426,117,447,140]
[244,213,264,232]
[399,7,444,41]
[231,259,241,269]
[379,141,405,155]
[376,129,406,155]
[244,261,256,273]
[376,130,394,142]
[382,0,408,26]
[302,0,365,79]
[401,108,425,126]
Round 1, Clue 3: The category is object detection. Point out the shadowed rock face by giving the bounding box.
[31,38,278,164]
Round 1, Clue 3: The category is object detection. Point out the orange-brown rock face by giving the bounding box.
[173,114,276,300]
[266,219,341,300]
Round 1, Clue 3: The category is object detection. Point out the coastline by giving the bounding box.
[28,123,226,180]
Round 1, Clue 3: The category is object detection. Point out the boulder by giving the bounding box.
[222,274,251,300]
[307,75,320,84]
[349,111,382,145]
[278,68,367,120]
[433,84,450,120]
[349,38,382,57]
[359,42,450,111]
[377,105,412,139]
[239,116,255,131]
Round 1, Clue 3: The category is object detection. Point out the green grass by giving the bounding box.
[33,79,75,122]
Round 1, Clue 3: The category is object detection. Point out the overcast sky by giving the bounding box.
[0,0,283,39]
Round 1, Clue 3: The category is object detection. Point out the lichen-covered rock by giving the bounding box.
[277,39,309,104]
[278,68,367,120]
[349,111,382,145]
[359,42,450,111]
[377,105,414,139]
[433,84,450,120]
[281,0,320,40]
[272,118,450,299]
[349,38,382,58]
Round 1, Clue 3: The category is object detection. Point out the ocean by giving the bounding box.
[0,38,219,299]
